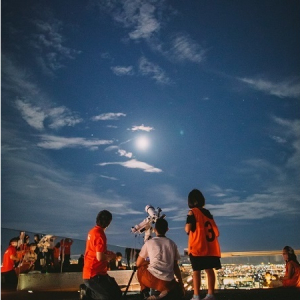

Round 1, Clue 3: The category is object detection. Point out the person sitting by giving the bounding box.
[270,246,300,288]
[81,210,122,300]
[136,218,185,300]
[22,243,38,272]
[108,252,126,270]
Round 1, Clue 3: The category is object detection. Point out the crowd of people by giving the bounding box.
[2,188,300,300]
[1,231,74,289]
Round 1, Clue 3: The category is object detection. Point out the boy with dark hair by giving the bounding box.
[82,210,121,300]
[136,218,184,300]
[1,238,19,289]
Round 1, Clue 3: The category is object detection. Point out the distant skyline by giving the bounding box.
[1,0,300,255]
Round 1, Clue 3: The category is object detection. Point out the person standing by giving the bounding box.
[53,242,61,272]
[185,189,221,300]
[82,210,121,300]
[60,237,73,271]
[1,238,20,289]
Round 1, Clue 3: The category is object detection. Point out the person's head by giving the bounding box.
[154,218,168,236]
[188,189,205,208]
[265,272,271,280]
[25,235,30,243]
[9,237,18,247]
[34,234,40,241]
[116,252,122,261]
[29,243,36,251]
[55,242,61,248]
[282,246,299,264]
[96,210,112,228]
[19,231,25,239]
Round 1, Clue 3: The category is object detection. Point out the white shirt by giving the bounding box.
[139,236,181,281]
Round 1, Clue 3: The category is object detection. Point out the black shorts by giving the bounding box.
[189,255,221,271]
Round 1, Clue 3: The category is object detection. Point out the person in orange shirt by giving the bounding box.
[270,246,300,288]
[81,210,121,300]
[185,189,221,300]
[1,238,19,289]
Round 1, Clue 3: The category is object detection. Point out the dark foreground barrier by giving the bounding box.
[1,288,300,300]
[17,270,140,292]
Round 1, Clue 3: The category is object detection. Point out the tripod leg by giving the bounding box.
[123,267,136,298]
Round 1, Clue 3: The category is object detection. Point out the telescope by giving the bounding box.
[37,235,56,252]
[131,205,165,241]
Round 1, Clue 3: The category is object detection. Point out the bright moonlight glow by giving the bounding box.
[136,137,150,150]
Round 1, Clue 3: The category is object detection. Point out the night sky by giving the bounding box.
[2,0,300,254]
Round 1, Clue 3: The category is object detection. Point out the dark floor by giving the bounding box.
[1,288,300,300]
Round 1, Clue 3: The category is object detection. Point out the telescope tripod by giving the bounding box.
[122,266,137,299]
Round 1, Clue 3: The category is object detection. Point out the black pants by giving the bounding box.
[1,270,18,290]
[84,274,122,300]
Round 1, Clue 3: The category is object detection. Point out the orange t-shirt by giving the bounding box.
[1,245,17,273]
[82,225,107,279]
[283,261,300,287]
[188,208,221,257]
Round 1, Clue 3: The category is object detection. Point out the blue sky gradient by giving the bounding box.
[2,0,300,254]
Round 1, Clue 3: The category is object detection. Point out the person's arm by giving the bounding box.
[282,262,295,280]
[10,252,19,262]
[136,255,149,268]
[173,260,185,295]
[185,210,195,234]
[96,251,116,262]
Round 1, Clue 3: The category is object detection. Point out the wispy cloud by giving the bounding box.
[111,66,134,76]
[127,3,161,40]
[98,159,162,173]
[129,125,154,132]
[15,99,83,130]
[272,116,300,170]
[31,19,81,75]
[104,0,162,40]
[270,135,287,144]
[139,56,171,84]
[100,175,118,181]
[238,77,300,99]
[118,149,133,158]
[92,112,126,121]
[1,55,40,97]
[37,134,113,150]
[170,33,206,63]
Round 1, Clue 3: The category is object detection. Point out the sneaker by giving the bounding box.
[190,295,200,300]
[146,290,168,300]
[141,288,150,300]
[202,294,216,300]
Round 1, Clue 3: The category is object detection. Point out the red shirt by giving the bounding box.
[53,247,60,259]
[188,208,221,257]
[1,245,17,273]
[283,261,300,287]
[83,225,107,279]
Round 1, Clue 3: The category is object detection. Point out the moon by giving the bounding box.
[136,136,150,150]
